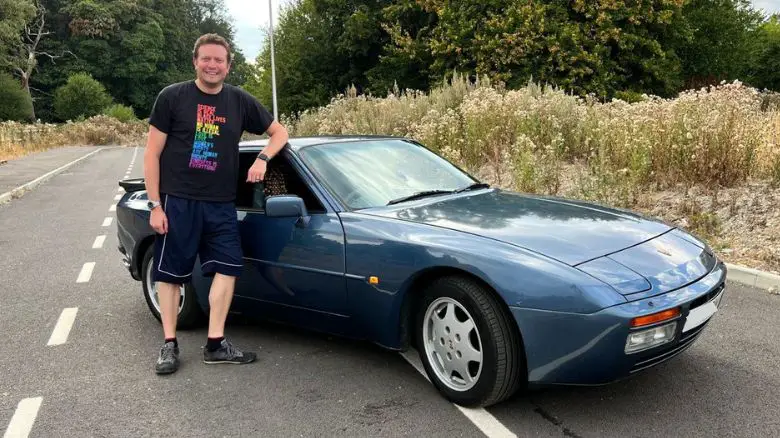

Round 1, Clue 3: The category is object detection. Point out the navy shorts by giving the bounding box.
[152,193,243,284]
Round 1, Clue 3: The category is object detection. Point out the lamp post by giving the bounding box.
[269,0,278,119]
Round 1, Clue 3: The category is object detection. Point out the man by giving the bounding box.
[143,33,289,374]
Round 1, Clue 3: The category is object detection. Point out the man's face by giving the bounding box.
[193,43,231,86]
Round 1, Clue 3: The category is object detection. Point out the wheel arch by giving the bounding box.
[135,234,155,277]
[398,266,526,357]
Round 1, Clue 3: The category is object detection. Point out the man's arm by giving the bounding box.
[259,120,289,159]
[240,89,288,160]
[144,124,168,203]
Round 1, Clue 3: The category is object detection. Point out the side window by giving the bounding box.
[235,150,325,213]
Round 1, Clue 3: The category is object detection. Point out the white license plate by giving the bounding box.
[683,290,723,333]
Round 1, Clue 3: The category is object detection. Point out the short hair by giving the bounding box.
[193,33,232,64]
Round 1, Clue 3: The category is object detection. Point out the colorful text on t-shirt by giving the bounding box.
[189,104,226,171]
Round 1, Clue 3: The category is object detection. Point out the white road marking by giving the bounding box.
[3,396,43,438]
[76,262,95,283]
[118,187,124,192]
[109,204,116,212]
[0,148,104,205]
[92,235,106,249]
[102,217,112,227]
[114,194,122,201]
[46,308,78,346]
[400,350,517,438]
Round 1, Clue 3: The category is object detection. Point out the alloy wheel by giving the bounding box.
[145,257,185,315]
[422,297,484,391]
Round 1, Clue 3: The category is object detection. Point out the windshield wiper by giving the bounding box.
[387,190,454,205]
[454,182,490,193]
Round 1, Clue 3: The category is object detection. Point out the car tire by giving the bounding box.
[415,275,525,407]
[140,246,206,329]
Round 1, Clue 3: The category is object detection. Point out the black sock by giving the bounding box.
[165,337,177,347]
[207,336,224,351]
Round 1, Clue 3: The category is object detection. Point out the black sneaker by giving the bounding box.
[203,339,256,364]
[155,341,180,374]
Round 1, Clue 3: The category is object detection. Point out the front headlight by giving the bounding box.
[625,322,677,353]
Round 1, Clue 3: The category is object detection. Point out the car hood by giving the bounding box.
[359,189,718,298]
[359,189,672,266]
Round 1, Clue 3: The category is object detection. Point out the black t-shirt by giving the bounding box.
[148,80,274,202]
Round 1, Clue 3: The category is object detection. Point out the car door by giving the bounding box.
[228,151,349,329]
[235,209,347,316]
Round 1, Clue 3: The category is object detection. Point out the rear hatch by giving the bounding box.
[576,229,717,300]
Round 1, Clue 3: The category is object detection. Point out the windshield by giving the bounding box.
[297,139,478,209]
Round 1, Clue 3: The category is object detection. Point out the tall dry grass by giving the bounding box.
[286,76,780,208]
[0,115,147,161]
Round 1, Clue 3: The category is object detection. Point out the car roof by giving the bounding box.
[238,135,405,152]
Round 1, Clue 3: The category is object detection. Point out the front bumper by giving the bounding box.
[510,261,727,386]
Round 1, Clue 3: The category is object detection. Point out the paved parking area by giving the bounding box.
[1,147,778,437]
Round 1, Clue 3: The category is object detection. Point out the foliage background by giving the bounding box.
[244,0,780,118]
[0,0,778,271]
[0,0,778,123]
[0,0,250,122]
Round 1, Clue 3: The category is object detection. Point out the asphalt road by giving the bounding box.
[1,146,779,437]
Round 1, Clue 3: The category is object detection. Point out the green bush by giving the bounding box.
[103,104,137,122]
[53,72,112,121]
[0,73,33,122]
[613,90,646,103]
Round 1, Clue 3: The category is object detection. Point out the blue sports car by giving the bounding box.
[116,136,727,407]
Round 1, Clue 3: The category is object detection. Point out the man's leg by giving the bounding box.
[207,273,235,339]
[200,201,256,365]
[154,281,182,375]
[158,281,181,339]
[151,194,200,374]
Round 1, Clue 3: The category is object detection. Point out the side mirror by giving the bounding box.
[265,195,310,227]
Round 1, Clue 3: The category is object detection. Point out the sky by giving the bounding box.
[224,0,294,63]
[225,0,780,63]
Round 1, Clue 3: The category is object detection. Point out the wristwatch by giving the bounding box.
[147,200,161,210]
[257,153,269,162]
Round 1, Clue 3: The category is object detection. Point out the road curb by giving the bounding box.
[726,262,780,292]
[0,147,107,205]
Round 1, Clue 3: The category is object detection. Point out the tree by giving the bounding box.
[378,0,688,98]
[52,71,112,120]
[21,0,249,121]
[1,0,72,120]
[0,73,34,121]
[249,0,343,115]
[247,0,395,115]
[747,14,780,91]
[672,0,765,89]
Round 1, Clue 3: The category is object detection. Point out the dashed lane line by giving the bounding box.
[109,204,116,212]
[46,308,78,346]
[102,217,112,227]
[92,235,106,249]
[3,396,43,438]
[76,262,95,283]
[399,349,517,438]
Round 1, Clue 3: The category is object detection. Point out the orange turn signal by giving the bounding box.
[631,308,680,327]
